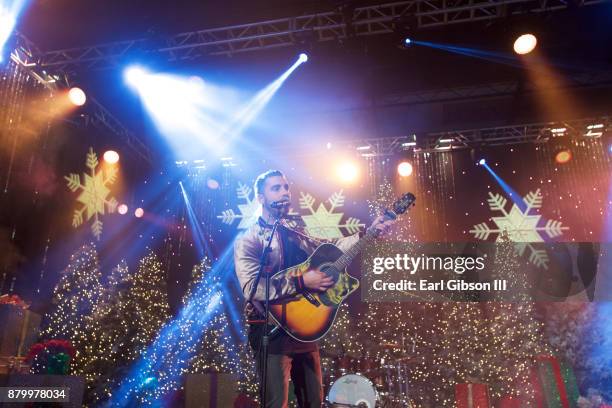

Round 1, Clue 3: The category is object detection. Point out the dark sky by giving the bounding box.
[21,0,379,50]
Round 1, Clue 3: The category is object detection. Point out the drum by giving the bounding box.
[327,374,378,408]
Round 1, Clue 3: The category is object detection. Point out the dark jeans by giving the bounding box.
[249,326,323,408]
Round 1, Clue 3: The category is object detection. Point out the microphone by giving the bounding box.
[270,201,291,209]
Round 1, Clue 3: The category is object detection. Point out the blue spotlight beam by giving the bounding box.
[179,181,213,260]
[124,67,238,158]
[124,53,307,160]
[589,302,612,392]
[0,0,30,61]
[412,40,599,74]
[412,40,526,70]
[109,243,246,406]
[479,160,526,212]
[223,53,307,140]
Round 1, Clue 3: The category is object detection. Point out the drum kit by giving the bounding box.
[323,339,421,408]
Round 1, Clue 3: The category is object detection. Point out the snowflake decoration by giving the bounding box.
[299,189,364,239]
[217,182,261,229]
[469,189,569,268]
[217,184,364,238]
[65,148,118,240]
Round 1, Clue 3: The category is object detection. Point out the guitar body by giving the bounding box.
[266,192,416,342]
[269,243,360,342]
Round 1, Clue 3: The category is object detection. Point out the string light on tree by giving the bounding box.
[109,251,172,405]
[78,260,136,405]
[38,244,102,375]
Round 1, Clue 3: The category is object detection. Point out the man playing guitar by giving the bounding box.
[234,170,394,408]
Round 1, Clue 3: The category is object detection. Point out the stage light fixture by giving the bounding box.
[555,149,572,164]
[478,159,486,165]
[404,38,412,45]
[513,34,537,55]
[207,178,220,190]
[68,87,86,106]
[134,208,144,218]
[336,161,359,183]
[124,65,147,88]
[118,204,128,215]
[397,161,413,177]
[103,150,120,164]
[585,123,604,138]
[298,53,308,63]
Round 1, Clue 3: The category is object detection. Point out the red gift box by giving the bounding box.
[531,355,579,408]
[499,395,522,408]
[455,383,490,408]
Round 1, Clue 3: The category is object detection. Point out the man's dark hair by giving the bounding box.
[254,169,285,196]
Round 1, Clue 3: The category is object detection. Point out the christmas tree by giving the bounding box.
[129,250,171,358]
[583,303,612,401]
[181,257,257,398]
[185,258,240,374]
[330,181,554,407]
[544,301,612,402]
[106,250,172,406]
[39,243,102,370]
[479,237,551,402]
[78,260,136,406]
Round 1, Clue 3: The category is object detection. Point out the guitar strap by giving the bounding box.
[278,225,309,270]
[249,219,309,337]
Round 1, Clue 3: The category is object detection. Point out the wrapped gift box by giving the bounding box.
[455,383,490,408]
[499,395,522,408]
[532,355,579,408]
[0,304,42,357]
[0,356,30,375]
[185,373,238,408]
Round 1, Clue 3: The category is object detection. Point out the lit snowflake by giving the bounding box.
[217,185,364,238]
[299,189,364,239]
[469,189,569,268]
[65,148,118,240]
[217,183,261,229]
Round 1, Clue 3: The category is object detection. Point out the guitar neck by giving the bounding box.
[333,227,379,270]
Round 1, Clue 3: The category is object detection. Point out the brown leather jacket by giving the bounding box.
[234,217,359,320]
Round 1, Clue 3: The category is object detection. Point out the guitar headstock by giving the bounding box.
[385,192,416,219]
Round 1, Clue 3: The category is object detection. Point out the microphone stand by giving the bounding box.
[247,214,282,408]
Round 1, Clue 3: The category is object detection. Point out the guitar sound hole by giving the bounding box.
[320,264,339,283]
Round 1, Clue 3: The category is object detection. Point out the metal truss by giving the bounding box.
[267,115,611,158]
[86,97,154,165]
[33,0,603,71]
[11,33,154,165]
[423,115,611,150]
[174,116,609,169]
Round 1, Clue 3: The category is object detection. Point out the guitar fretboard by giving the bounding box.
[333,227,379,271]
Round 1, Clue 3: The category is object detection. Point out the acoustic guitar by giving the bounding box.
[269,192,416,342]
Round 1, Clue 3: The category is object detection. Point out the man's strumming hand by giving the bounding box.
[302,270,334,292]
